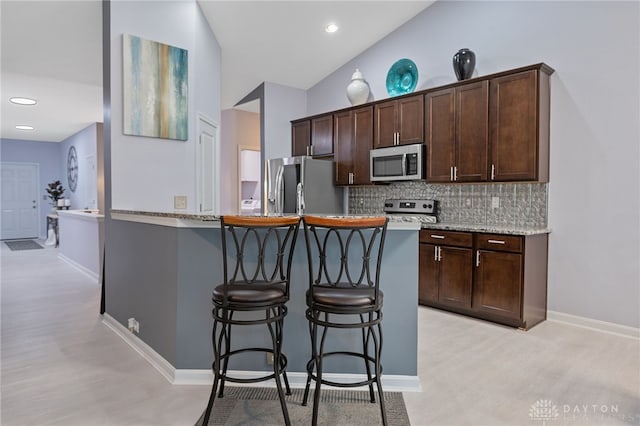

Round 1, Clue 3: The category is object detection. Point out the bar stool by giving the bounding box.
[301,215,389,426]
[201,215,300,426]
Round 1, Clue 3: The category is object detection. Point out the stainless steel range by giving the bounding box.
[383,199,438,224]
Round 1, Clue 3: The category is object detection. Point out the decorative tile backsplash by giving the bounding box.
[348,182,548,228]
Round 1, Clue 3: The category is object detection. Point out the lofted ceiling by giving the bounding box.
[0,0,433,142]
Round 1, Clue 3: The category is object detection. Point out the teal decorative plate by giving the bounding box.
[386,58,418,96]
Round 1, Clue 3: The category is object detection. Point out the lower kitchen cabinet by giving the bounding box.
[419,230,548,330]
[419,230,473,309]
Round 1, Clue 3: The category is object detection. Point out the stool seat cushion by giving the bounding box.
[213,282,287,304]
[308,284,384,307]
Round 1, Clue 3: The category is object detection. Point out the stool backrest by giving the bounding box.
[302,216,388,294]
[220,216,300,292]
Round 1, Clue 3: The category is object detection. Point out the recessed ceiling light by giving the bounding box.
[10,97,37,106]
[16,125,35,131]
[325,23,338,33]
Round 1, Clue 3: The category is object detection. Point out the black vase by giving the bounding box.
[453,48,476,81]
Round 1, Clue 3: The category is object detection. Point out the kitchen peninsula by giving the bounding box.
[104,211,421,390]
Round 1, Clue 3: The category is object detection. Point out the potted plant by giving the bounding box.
[45,180,65,210]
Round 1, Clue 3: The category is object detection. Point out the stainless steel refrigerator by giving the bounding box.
[265,156,344,215]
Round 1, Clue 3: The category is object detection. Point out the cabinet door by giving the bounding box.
[292,120,310,157]
[419,243,439,305]
[373,100,397,148]
[473,250,523,320]
[352,106,373,185]
[425,88,455,182]
[455,81,489,181]
[311,114,333,156]
[490,70,538,181]
[438,246,473,309]
[397,95,424,145]
[333,111,353,185]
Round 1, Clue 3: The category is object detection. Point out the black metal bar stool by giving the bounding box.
[301,215,389,426]
[201,215,300,426]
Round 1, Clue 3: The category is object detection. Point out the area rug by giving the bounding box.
[195,387,410,426]
[4,240,44,251]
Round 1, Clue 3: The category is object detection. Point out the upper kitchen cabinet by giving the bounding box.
[334,106,373,186]
[291,114,333,157]
[374,94,424,148]
[489,64,553,182]
[311,114,333,157]
[425,81,489,182]
[291,119,310,157]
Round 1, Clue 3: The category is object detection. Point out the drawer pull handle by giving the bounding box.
[430,235,445,239]
[488,239,506,244]
[476,250,480,267]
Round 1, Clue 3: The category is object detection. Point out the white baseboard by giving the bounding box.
[58,253,99,283]
[102,313,176,383]
[547,310,639,339]
[102,314,421,392]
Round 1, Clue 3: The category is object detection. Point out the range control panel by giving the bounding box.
[383,199,438,215]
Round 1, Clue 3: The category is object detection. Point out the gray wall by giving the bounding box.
[307,1,640,328]
[107,220,418,375]
[59,123,99,211]
[0,138,61,238]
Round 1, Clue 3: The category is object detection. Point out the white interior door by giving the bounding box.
[197,115,219,214]
[1,163,39,240]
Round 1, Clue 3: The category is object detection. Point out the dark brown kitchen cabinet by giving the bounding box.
[489,65,552,182]
[374,94,424,148]
[311,114,334,156]
[472,233,548,329]
[334,106,373,186]
[473,249,523,320]
[291,119,310,157]
[419,230,473,309]
[420,230,549,330]
[425,81,489,182]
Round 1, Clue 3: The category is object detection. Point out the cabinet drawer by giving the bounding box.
[420,230,472,247]
[475,233,523,253]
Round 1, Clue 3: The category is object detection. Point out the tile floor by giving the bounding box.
[1,241,638,425]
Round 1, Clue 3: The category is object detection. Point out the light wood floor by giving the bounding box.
[1,242,638,425]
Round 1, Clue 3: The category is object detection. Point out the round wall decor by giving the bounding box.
[67,145,78,192]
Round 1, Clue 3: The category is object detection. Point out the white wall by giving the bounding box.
[219,109,260,214]
[307,1,640,328]
[263,82,307,161]
[110,0,221,213]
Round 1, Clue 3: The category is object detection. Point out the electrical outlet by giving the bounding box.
[465,198,472,207]
[174,195,187,209]
[266,353,274,365]
[127,317,140,334]
[491,197,500,209]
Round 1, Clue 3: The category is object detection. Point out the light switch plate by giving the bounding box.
[491,197,500,209]
[174,195,187,209]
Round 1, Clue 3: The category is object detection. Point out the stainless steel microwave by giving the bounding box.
[370,143,424,182]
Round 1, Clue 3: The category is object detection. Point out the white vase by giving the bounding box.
[346,69,370,106]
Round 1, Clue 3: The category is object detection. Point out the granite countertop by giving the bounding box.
[110,210,548,234]
[420,222,550,236]
[110,210,423,230]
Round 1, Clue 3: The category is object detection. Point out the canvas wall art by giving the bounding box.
[122,34,188,141]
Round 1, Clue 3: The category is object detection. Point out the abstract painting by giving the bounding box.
[122,34,188,141]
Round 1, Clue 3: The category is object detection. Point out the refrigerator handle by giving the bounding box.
[296,182,305,215]
[275,165,284,214]
[266,161,274,203]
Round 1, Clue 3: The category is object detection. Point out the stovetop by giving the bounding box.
[383,199,438,224]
